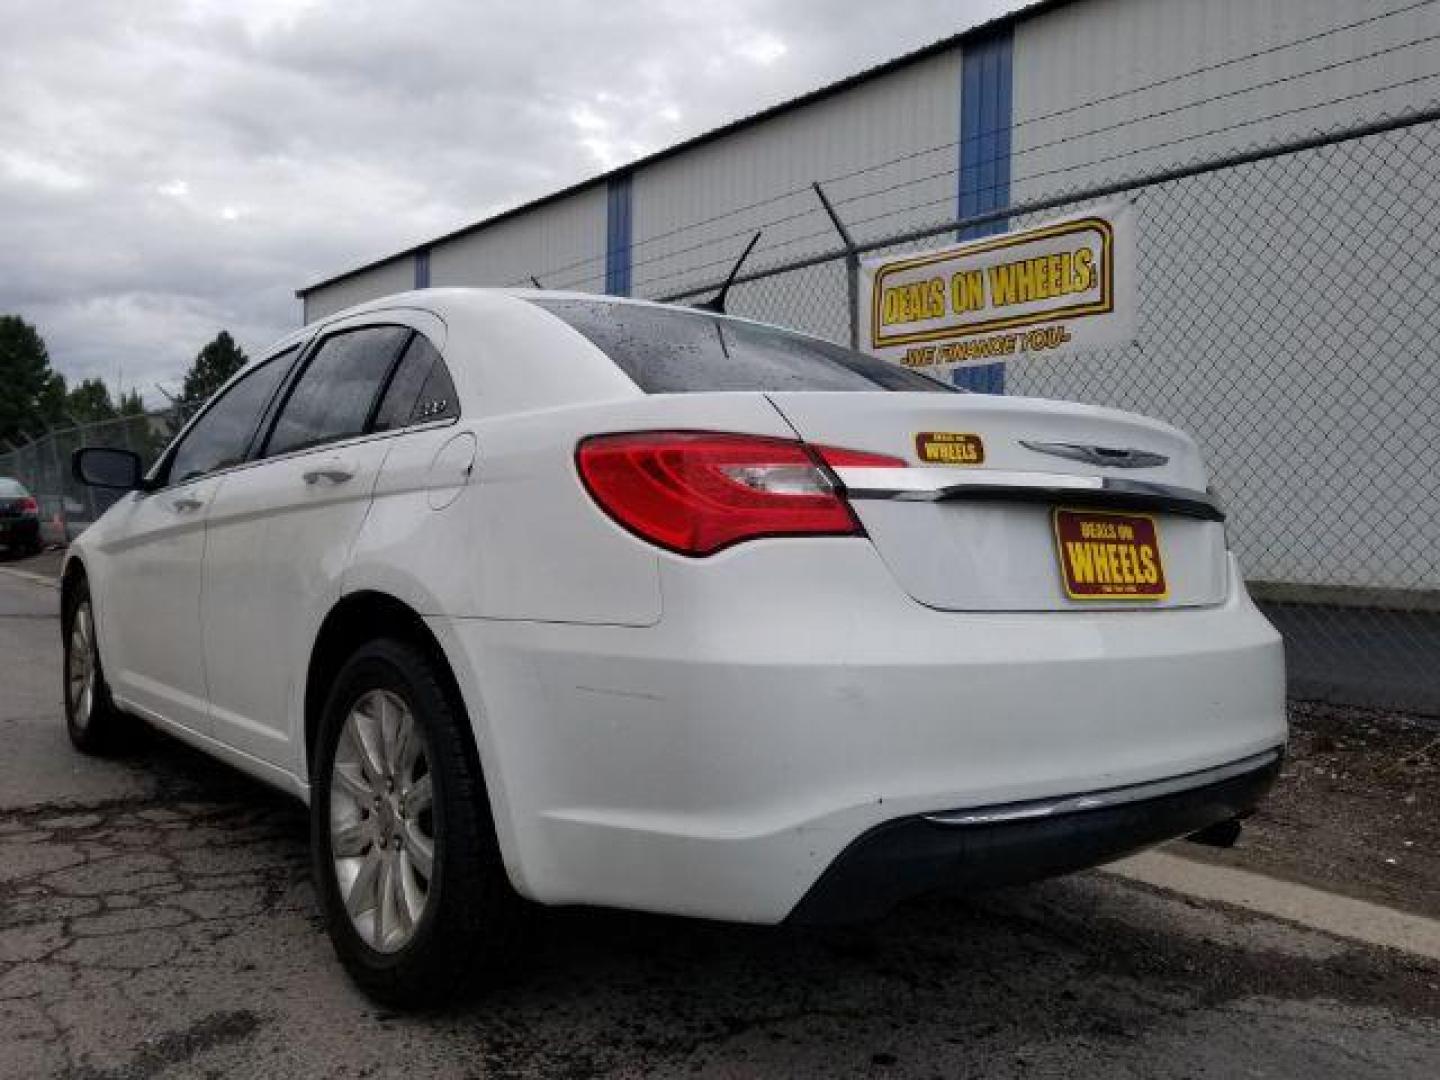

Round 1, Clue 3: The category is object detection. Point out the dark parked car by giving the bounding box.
[0,478,43,555]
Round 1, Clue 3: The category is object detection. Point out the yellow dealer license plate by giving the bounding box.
[1053,508,1167,600]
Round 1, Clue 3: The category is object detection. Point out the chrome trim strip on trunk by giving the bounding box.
[833,468,1225,522]
[1019,440,1170,469]
[921,749,1282,828]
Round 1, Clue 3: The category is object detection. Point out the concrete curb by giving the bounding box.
[1106,850,1440,962]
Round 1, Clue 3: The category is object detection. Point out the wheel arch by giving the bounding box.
[60,553,88,622]
[303,591,478,785]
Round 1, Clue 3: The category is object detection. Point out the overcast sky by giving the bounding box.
[1,0,1021,403]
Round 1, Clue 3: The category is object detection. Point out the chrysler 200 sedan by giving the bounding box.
[63,289,1285,1006]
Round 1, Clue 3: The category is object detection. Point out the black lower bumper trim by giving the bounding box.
[788,753,1282,926]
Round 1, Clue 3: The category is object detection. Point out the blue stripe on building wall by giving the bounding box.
[414,248,430,289]
[954,28,1013,394]
[605,174,633,296]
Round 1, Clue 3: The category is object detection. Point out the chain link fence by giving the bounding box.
[655,110,1440,714]
[0,410,182,544]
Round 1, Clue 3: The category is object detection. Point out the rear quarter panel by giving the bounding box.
[345,392,805,625]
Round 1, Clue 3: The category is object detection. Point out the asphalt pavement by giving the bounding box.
[1,567,1437,1079]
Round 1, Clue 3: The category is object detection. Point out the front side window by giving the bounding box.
[265,326,411,457]
[528,298,958,394]
[373,335,459,431]
[167,352,293,485]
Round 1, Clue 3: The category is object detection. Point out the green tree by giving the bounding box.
[118,389,145,416]
[180,331,249,409]
[0,315,66,443]
[66,378,117,424]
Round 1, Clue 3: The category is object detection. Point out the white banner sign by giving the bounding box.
[859,201,1136,374]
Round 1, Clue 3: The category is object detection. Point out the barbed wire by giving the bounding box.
[569,80,1440,295]
[507,0,1439,289]
[829,32,1440,210]
[834,77,1440,238]
[621,89,1440,302]
[652,103,1440,305]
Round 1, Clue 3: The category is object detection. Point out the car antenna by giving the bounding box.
[694,231,761,314]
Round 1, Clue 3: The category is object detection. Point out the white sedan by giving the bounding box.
[63,289,1285,1006]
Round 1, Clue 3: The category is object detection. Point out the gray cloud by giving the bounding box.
[1,0,1017,403]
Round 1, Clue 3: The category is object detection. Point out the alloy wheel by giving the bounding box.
[329,688,435,953]
[68,602,95,730]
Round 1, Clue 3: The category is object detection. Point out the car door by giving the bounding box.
[93,351,294,734]
[201,316,438,770]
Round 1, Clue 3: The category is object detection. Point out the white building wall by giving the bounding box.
[430,187,608,294]
[303,256,413,323]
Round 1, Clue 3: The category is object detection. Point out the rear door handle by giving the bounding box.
[302,463,356,485]
[171,496,204,512]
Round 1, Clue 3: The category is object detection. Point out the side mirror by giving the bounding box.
[72,447,145,491]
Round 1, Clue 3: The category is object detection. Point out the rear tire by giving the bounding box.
[63,579,137,755]
[310,638,531,1008]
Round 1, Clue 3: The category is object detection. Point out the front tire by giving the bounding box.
[63,580,136,755]
[310,638,530,1008]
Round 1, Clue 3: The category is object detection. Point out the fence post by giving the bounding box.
[46,430,68,544]
[66,416,99,540]
[812,181,861,351]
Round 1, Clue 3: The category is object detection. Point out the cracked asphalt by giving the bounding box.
[1,570,1438,1078]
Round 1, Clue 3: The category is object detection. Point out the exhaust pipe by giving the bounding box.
[1186,816,1244,848]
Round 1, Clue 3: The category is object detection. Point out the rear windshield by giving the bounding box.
[529,298,957,394]
[0,479,28,497]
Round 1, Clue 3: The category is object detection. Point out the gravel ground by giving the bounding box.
[2,774,1438,1079]
[1181,702,1440,918]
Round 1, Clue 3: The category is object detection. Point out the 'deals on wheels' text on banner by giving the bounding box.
[860,202,1136,375]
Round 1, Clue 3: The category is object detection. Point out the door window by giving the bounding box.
[167,351,294,485]
[265,326,411,457]
[372,335,460,431]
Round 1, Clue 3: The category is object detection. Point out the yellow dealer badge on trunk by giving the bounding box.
[1053,508,1167,600]
[915,432,984,465]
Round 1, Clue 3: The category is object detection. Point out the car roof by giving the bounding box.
[310,287,688,327]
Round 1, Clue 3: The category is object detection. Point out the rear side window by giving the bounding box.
[266,326,411,457]
[528,298,956,394]
[168,354,292,484]
[373,335,459,431]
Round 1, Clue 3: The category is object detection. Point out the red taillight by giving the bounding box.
[813,446,908,469]
[17,497,38,516]
[576,432,901,556]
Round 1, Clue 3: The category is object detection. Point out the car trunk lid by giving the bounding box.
[766,391,1228,611]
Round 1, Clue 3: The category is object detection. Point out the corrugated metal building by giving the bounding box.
[298,0,1438,321]
[296,0,1440,602]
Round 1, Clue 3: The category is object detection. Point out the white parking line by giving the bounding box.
[0,566,59,589]
[1106,850,1440,962]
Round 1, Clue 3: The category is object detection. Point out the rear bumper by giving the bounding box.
[430,543,1286,924]
[789,748,1282,924]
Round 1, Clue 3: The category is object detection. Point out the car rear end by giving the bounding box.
[448,296,1286,925]
[0,479,42,554]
